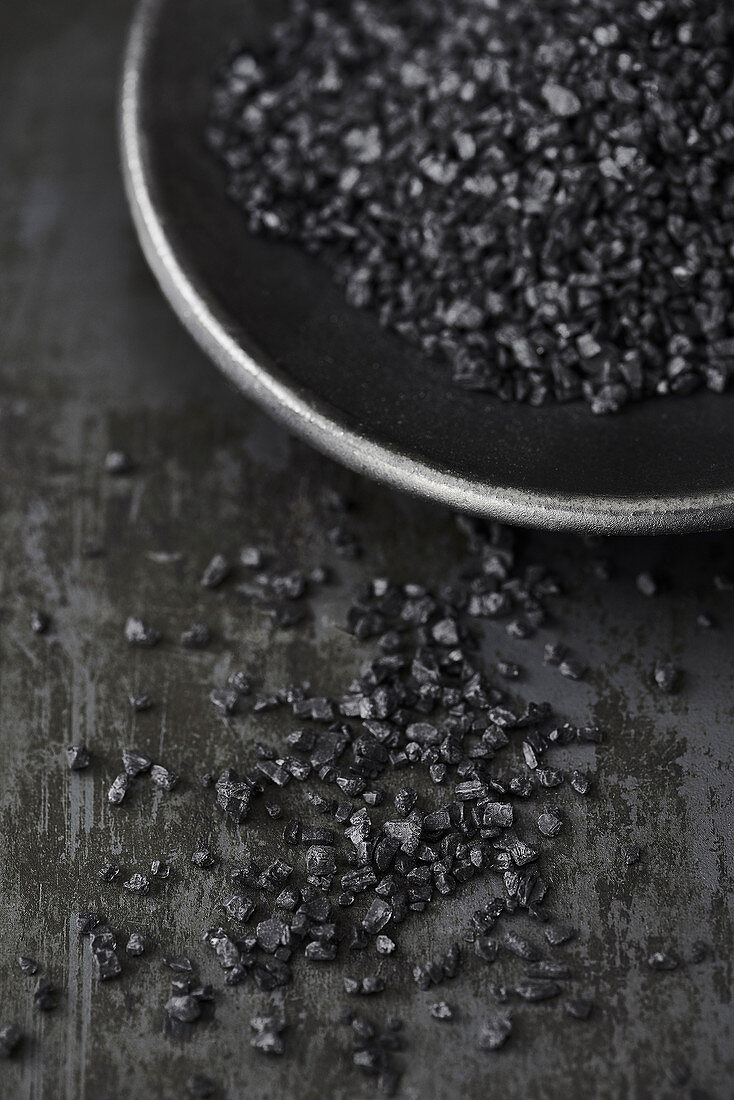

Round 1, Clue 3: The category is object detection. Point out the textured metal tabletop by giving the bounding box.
[0,3,732,1099]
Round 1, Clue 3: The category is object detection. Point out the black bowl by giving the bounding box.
[120,0,734,534]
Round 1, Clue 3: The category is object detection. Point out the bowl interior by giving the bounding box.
[123,0,734,533]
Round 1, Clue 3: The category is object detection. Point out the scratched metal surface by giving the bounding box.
[0,2,732,1099]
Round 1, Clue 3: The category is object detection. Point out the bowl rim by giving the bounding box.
[119,0,734,535]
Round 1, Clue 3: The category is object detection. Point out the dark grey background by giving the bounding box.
[0,2,732,1098]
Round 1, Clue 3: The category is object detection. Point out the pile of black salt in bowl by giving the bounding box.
[207,0,734,413]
